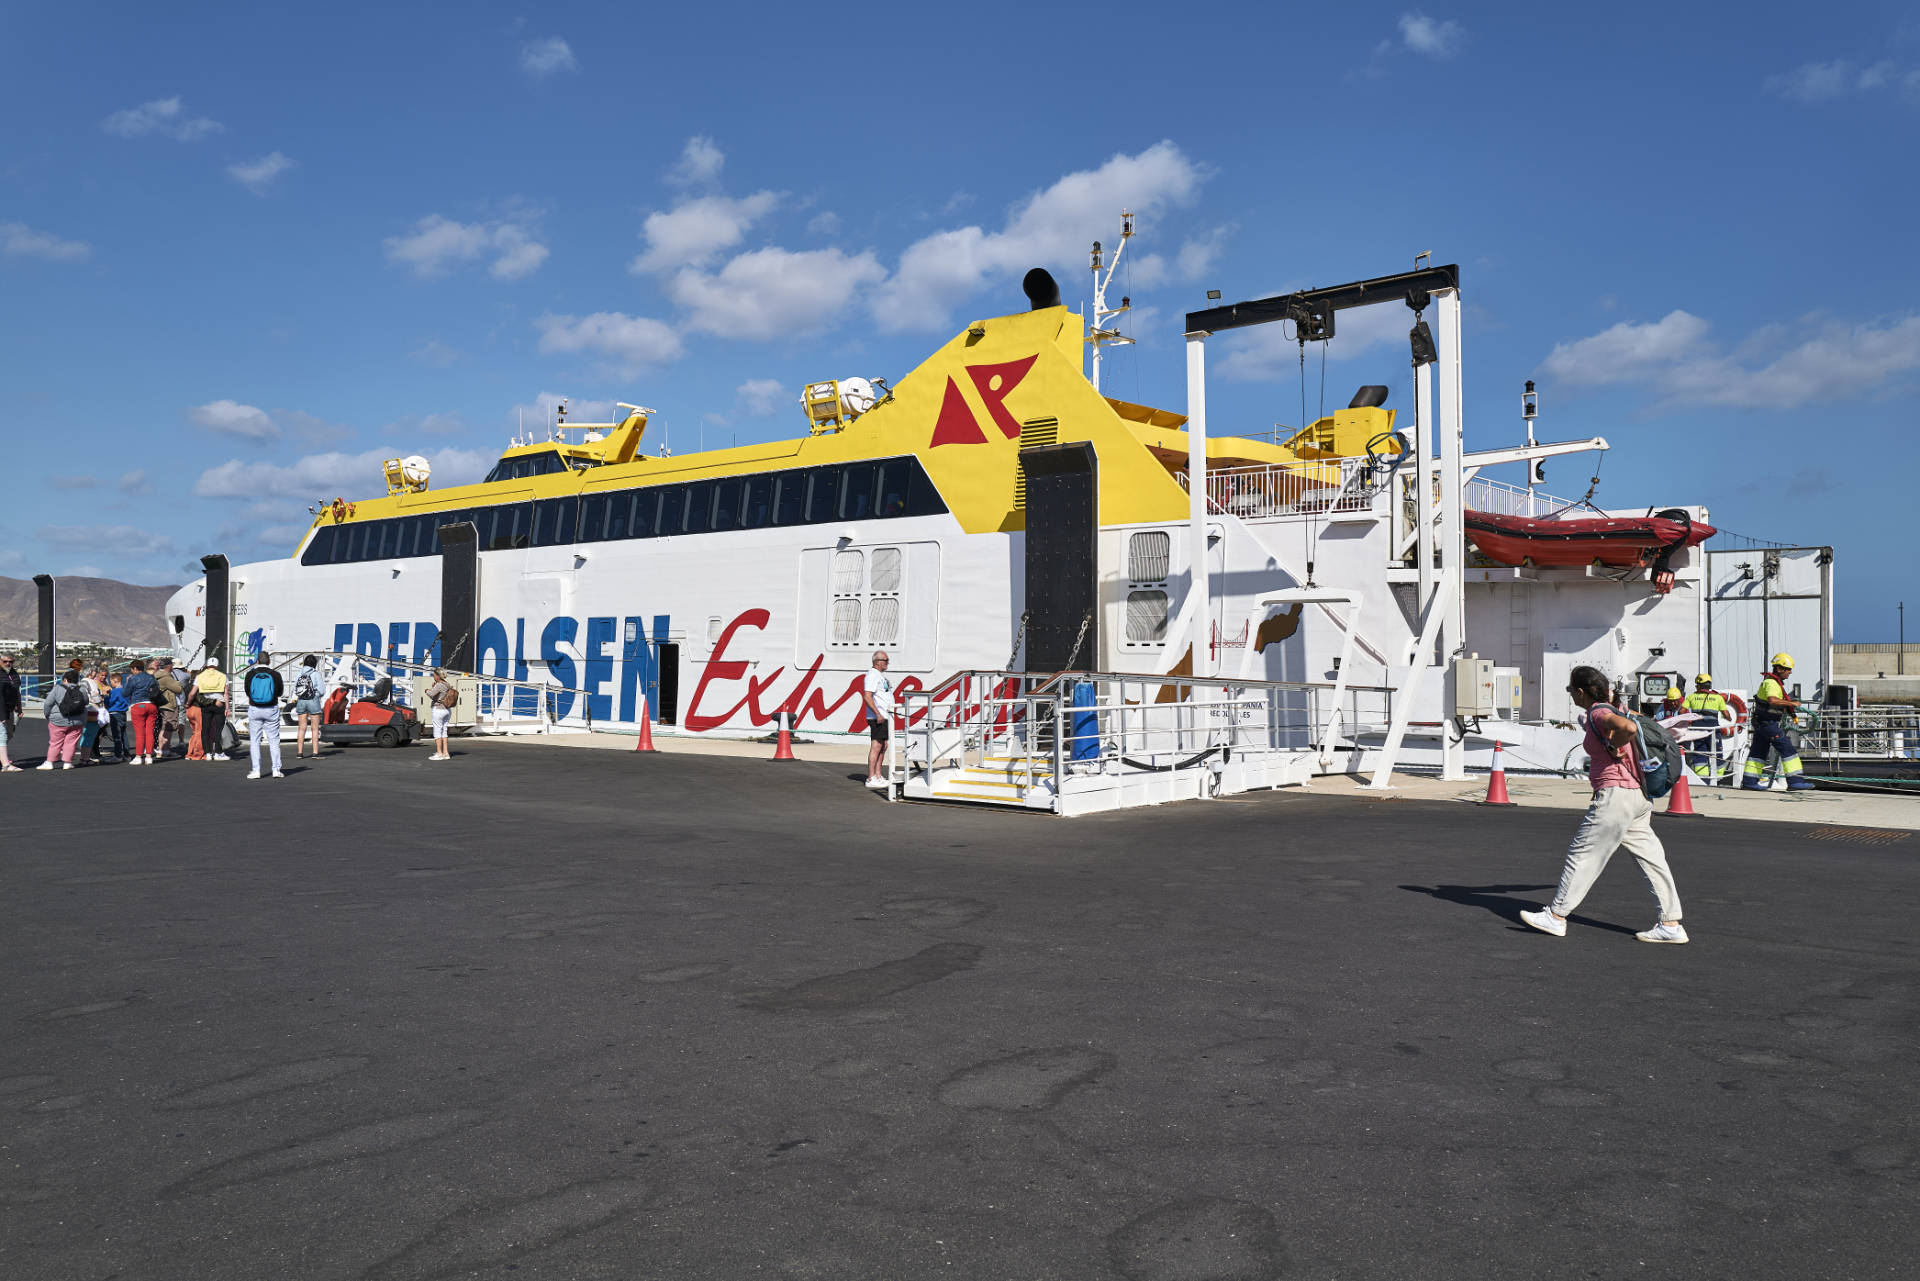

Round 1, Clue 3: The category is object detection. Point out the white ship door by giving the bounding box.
[1707,547,1833,699]
[1542,627,1627,723]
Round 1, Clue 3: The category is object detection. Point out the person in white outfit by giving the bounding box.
[861,650,893,788]
[1522,665,1687,944]
[241,652,285,779]
[426,668,455,760]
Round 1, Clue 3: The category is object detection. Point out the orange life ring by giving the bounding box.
[1722,692,1747,739]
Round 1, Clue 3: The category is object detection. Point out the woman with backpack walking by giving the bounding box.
[291,655,325,759]
[1521,665,1688,944]
[38,670,90,769]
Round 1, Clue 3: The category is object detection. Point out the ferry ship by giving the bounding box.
[162,251,1835,784]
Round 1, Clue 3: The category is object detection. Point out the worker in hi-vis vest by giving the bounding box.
[1682,673,1734,779]
[1744,653,1813,791]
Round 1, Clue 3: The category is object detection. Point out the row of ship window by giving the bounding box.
[301,457,948,565]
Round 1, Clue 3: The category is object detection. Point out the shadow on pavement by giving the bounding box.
[1398,881,1642,937]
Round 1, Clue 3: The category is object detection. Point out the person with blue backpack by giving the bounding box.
[1522,665,1688,944]
[242,652,285,780]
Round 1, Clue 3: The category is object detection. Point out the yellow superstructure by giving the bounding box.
[301,303,1397,548]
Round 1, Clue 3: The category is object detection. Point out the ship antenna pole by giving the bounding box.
[1522,380,1539,515]
[1088,209,1135,393]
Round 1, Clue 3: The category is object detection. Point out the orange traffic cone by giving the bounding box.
[1481,741,1515,806]
[1664,768,1698,816]
[771,710,797,762]
[634,696,658,753]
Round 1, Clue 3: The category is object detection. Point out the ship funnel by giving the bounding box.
[1023,267,1062,310]
[1348,385,1389,409]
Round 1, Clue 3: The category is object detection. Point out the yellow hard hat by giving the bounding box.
[1694,672,1712,686]
[1664,686,1684,701]
[1771,652,1794,670]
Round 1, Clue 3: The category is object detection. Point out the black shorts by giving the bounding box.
[868,718,889,742]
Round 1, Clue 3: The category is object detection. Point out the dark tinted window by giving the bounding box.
[630,489,659,537]
[741,476,772,529]
[875,462,908,517]
[773,472,806,525]
[805,467,839,523]
[344,523,367,562]
[684,483,713,535]
[841,463,876,520]
[656,486,685,536]
[605,491,633,540]
[712,479,741,532]
[579,494,607,542]
[531,496,577,547]
[301,526,335,566]
[905,462,947,517]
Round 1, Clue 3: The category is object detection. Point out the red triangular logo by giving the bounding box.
[965,354,1037,439]
[929,376,988,447]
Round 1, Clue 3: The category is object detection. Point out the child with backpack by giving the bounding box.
[1521,664,1688,944]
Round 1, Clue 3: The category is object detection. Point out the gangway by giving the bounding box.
[886,668,1394,816]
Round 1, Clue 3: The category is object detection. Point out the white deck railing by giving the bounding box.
[1178,457,1389,521]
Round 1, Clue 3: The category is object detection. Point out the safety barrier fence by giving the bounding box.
[1458,476,1583,519]
[1801,705,1920,760]
[887,668,1395,804]
[1177,456,1390,522]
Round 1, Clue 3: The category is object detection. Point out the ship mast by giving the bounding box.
[1088,210,1135,393]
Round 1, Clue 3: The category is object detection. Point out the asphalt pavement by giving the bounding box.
[2,720,1915,1279]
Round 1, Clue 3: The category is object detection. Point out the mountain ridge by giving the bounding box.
[0,576,179,650]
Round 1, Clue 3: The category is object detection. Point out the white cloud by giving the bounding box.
[50,475,100,490]
[534,313,684,373]
[1176,226,1231,281]
[870,141,1207,333]
[736,378,787,416]
[1396,12,1465,59]
[101,96,223,141]
[668,247,885,341]
[521,37,577,77]
[411,339,462,367]
[511,391,620,431]
[383,214,549,280]
[629,192,779,274]
[187,399,280,440]
[1216,299,1416,381]
[41,524,176,557]
[1765,58,1919,101]
[806,210,841,236]
[2,221,90,262]
[117,469,152,495]
[1539,310,1920,410]
[668,135,724,186]
[228,151,295,194]
[194,446,494,500]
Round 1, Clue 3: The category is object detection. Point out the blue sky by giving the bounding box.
[3,2,1915,638]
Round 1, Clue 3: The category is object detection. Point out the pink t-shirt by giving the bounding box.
[1583,704,1641,790]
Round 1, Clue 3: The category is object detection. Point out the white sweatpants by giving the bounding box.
[248,707,283,774]
[1549,786,1683,922]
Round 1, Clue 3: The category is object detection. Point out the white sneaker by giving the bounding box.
[61,762,73,770]
[865,776,888,789]
[36,761,53,770]
[1636,922,1690,944]
[428,753,448,761]
[246,771,261,780]
[212,753,230,761]
[1520,907,1567,937]
[271,771,284,779]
